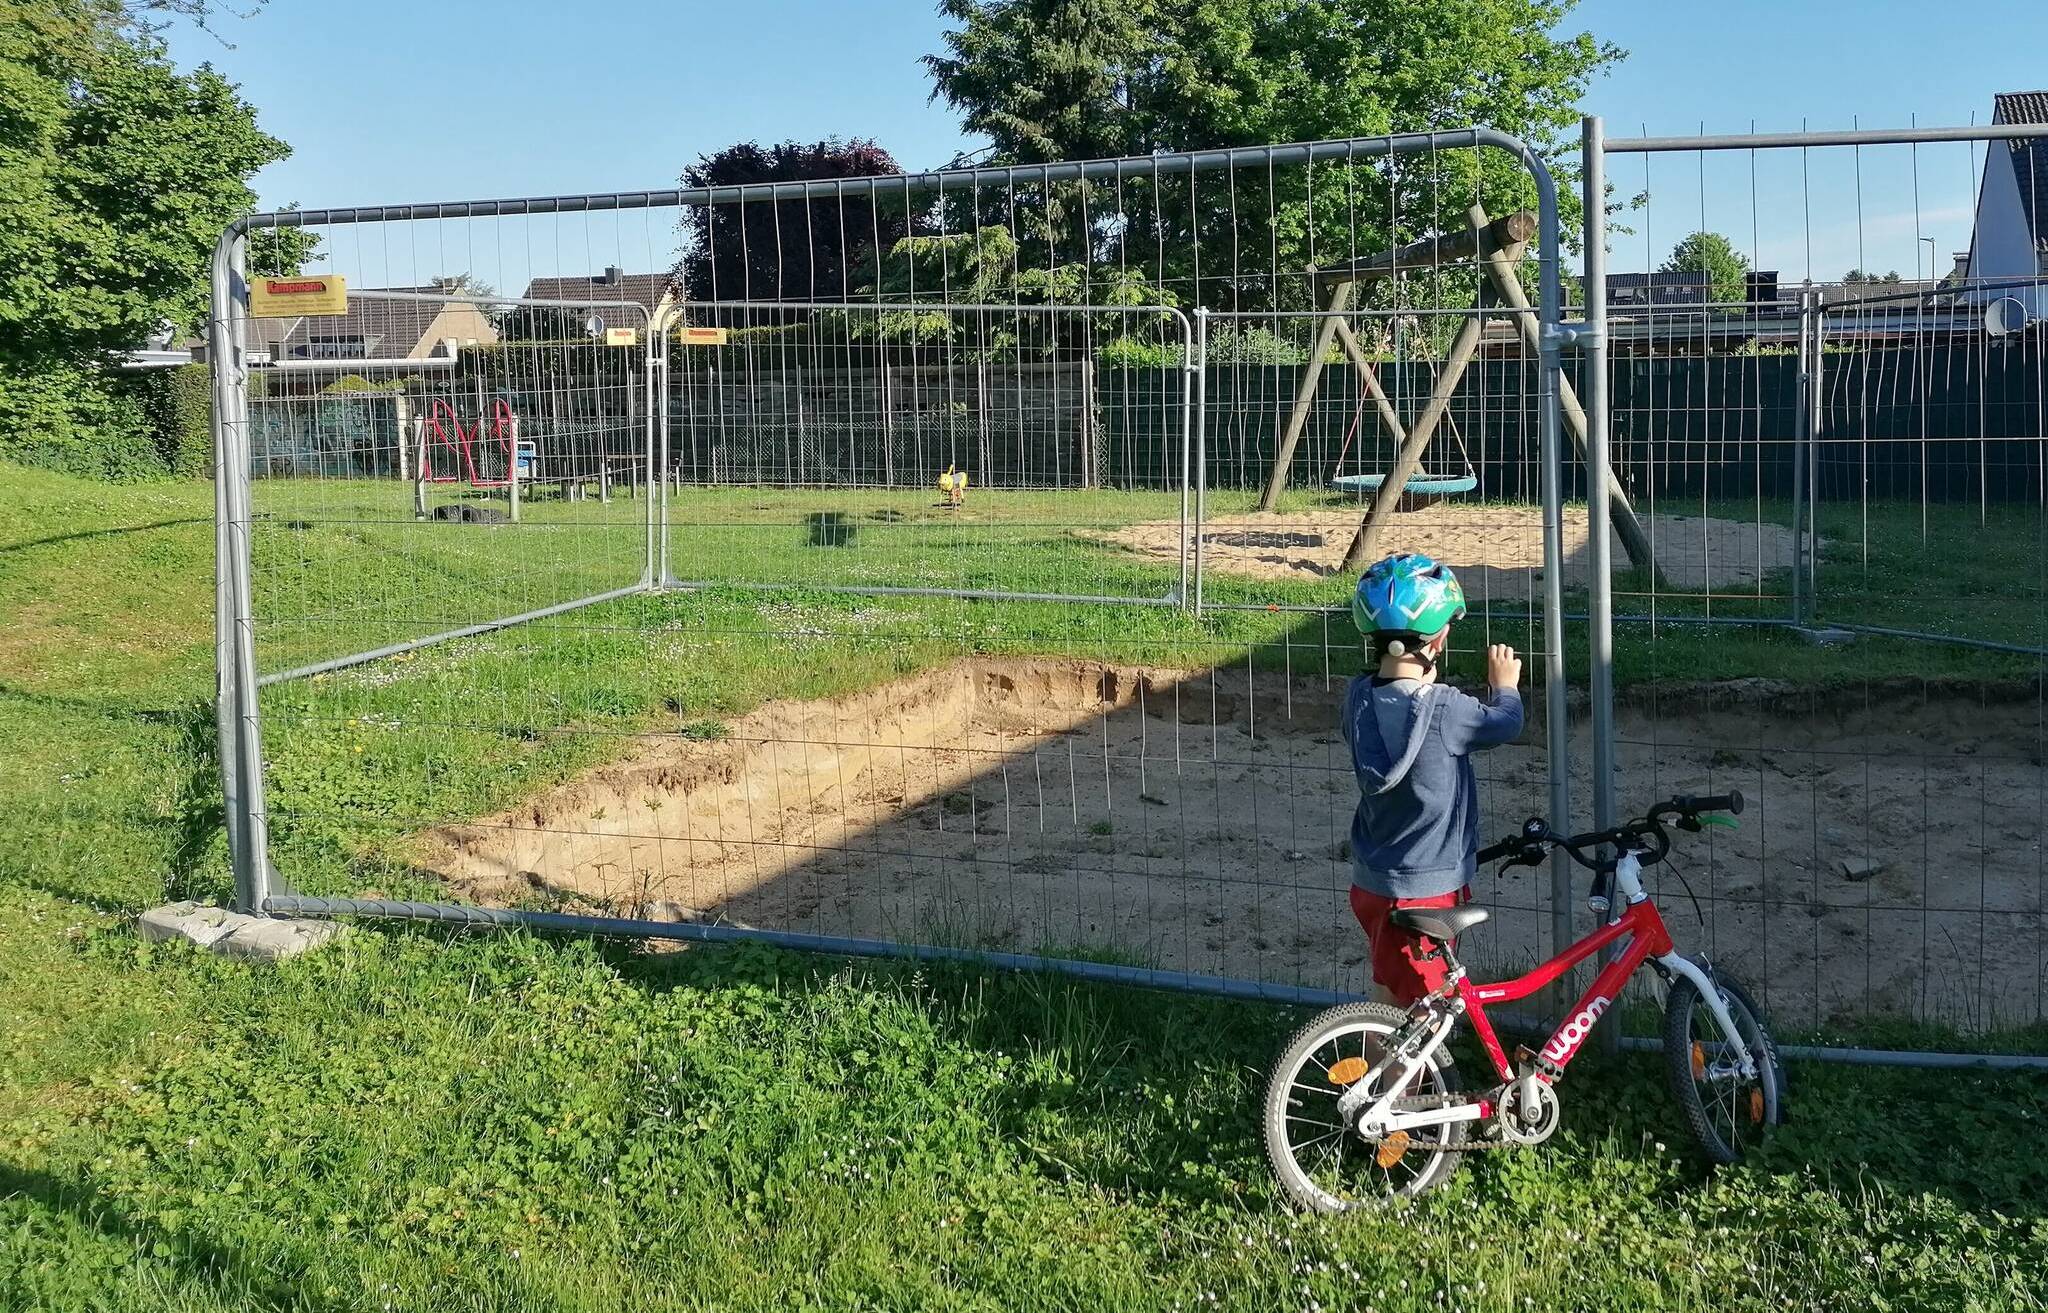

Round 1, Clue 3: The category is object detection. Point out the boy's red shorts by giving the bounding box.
[1349,885,1472,1006]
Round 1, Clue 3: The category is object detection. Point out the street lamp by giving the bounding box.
[1919,236,1937,283]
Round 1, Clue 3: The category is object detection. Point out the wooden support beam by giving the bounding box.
[1313,210,1538,292]
[1469,206,1658,577]
[1255,278,1357,512]
[1328,316,1407,447]
[1339,238,1520,572]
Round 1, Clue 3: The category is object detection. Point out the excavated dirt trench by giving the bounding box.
[419,657,2047,1031]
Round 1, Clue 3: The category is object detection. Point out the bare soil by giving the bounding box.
[1094,503,1797,595]
[421,658,2046,1031]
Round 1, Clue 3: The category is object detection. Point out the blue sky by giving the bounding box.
[167,0,2048,287]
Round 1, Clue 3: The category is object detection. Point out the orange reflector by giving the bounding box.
[1375,1131,1412,1169]
[1749,1087,1766,1124]
[1691,1042,1706,1081]
[1327,1057,1369,1086]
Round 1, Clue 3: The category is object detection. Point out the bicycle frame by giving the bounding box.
[1460,894,1672,1082]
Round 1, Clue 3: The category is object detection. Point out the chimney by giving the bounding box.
[603,265,625,285]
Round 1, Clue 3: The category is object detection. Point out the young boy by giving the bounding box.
[1342,552,1524,1007]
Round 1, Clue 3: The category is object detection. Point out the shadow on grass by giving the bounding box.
[0,1160,345,1313]
[0,683,229,910]
[0,517,210,554]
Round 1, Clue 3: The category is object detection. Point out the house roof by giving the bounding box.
[1992,92,2048,251]
[520,269,676,318]
[271,291,459,360]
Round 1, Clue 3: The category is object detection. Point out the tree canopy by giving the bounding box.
[924,0,1620,308]
[0,0,290,365]
[1660,231,1752,305]
[675,138,923,306]
[1,0,292,471]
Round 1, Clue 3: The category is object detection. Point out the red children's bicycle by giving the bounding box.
[1264,792,1784,1210]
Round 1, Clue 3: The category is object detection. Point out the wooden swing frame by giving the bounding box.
[1254,205,1655,575]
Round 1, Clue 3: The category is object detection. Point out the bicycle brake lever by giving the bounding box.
[1700,813,1740,829]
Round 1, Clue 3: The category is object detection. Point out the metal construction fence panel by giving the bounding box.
[1582,120,2048,1048]
[209,128,1578,1015]
[235,290,659,687]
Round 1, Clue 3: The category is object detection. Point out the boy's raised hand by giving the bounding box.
[1486,643,1522,691]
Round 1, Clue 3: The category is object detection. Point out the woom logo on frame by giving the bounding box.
[1541,995,1611,1065]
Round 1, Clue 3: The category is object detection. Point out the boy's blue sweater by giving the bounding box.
[1340,674,1525,899]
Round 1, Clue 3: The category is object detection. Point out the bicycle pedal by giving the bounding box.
[1375,1131,1412,1168]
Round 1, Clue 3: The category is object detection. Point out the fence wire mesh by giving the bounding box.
[1590,124,2048,1039]
[661,300,1193,604]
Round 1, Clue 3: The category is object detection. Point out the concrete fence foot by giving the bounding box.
[138,901,348,961]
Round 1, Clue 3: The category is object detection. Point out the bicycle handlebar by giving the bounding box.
[1477,790,1744,872]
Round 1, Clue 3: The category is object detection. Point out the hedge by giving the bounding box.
[0,361,214,480]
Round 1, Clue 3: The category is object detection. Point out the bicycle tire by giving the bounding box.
[1663,970,1783,1164]
[1262,1002,1466,1211]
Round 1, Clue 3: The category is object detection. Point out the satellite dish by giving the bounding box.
[583,312,607,339]
[1985,296,2029,338]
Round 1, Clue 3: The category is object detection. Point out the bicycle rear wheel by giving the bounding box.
[1262,1002,1466,1211]
[1663,971,1783,1164]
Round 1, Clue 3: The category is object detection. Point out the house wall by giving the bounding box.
[1966,145,2048,320]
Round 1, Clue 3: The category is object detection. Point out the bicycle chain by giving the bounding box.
[1367,1094,1520,1153]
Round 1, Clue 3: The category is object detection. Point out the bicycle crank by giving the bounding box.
[1493,1079,1561,1146]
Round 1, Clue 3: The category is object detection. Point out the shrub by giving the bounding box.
[0,363,164,480]
[128,363,215,476]
[1098,336,1179,369]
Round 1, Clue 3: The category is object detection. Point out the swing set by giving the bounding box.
[411,394,537,523]
[420,396,524,488]
[1256,205,1655,576]
[1324,360,1479,502]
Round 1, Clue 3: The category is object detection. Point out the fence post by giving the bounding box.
[1791,283,1815,624]
[1530,151,1574,1006]
[1806,294,1825,618]
[208,225,274,913]
[1581,118,1617,836]
[1582,117,1622,1051]
[1191,307,1209,615]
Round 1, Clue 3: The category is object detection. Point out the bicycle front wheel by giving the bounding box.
[1262,1002,1466,1211]
[1663,970,1783,1164]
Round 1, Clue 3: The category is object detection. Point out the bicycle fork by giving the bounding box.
[1656,952,1761,1080]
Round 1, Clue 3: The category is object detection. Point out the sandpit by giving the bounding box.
[1094,503,1797,594]
[421,657,2045,1031]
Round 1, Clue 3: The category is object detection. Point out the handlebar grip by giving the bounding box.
[1477,837,1516,865]
[1680,790,1745,815]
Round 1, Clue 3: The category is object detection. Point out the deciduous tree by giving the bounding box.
[675,139,921,305]
[1660,231,1751,305]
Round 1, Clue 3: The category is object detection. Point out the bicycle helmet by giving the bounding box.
[1352,552,1467,652]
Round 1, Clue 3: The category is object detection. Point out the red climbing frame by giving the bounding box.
[419,397,517,488]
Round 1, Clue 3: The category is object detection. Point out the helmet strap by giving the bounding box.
[1379,627,1448,675]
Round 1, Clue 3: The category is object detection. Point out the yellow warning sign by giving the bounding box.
[250,274,347,318]
[604,326,639,347]
[677,325,728,346]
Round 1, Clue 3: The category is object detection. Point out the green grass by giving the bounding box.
[3,463,2047,1311]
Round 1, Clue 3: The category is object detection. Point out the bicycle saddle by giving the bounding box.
[1388,905,1490,942]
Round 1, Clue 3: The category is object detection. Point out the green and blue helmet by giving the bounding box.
[1353,552,1467,641]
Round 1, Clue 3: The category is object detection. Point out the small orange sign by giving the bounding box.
[604,326,639,348]
[250,274,347,318]
[677,325,728,346]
